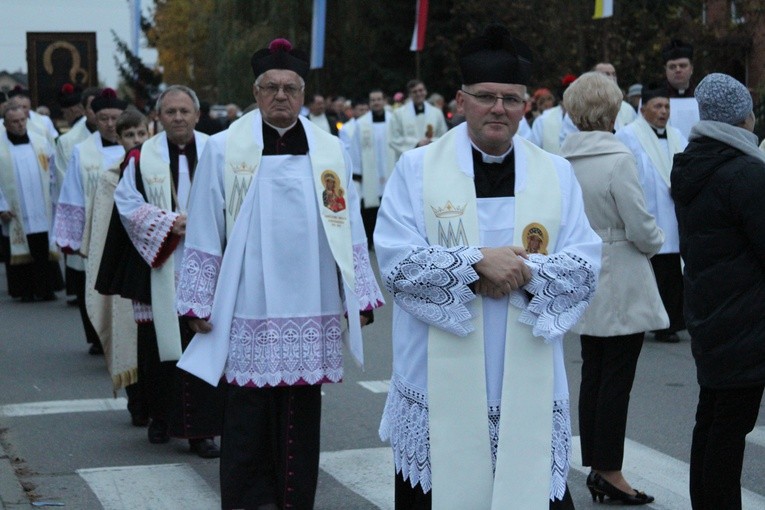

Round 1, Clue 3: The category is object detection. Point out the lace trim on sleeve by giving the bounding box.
[384,245,482,336]
[124,203,178,267]
[176,247,222,319]
[510,252,597,343]
[352,243,385,311]
[54,203,85,251]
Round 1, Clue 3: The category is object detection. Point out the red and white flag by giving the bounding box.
[409,0,429,52]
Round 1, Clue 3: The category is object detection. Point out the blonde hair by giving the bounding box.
[563,71,623,131]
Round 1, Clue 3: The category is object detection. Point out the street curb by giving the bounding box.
[0,440,33,509]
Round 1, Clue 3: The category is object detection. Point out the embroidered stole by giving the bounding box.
[632,116,684,188]
[423,130,561,509]
[0,133,54,264]
[139,134,183,361]
[77,135,110,256]
[178,112,361,386]
[358,114,394,208]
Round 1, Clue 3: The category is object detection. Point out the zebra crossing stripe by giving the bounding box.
[0,398,127,417]
[571,436,765,510]
[77,464,219,510]
[357,380,390,393]
[320,447,393,510]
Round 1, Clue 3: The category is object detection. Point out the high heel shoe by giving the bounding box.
[586,472,605,503]
[590,472,655,505]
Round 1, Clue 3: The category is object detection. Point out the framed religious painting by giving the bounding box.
[26,32,98,120]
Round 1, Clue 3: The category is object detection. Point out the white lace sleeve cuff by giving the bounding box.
[124,203,178,267]
[511,252,597,343]
[176,247,222,319]
[54,203,85,252]
[353,243,385,311]
[385,245,482,336]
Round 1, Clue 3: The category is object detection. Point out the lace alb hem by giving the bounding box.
[384,245,482,336]
[132,301,153,323]
[125,203,178,267]
[176,248,221,318]
[224,314,344,387]
[352,243,385,311]
[380,376,570,500]
[54,203,85,251]
[511,252,597,343]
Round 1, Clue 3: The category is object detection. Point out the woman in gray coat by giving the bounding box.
[560,72,668,506]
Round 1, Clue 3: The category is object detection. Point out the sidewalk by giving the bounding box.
[0,440,33,510]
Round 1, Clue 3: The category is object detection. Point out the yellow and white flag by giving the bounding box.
[593,0,613,19]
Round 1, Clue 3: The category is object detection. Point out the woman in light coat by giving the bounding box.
[560,72,668,506]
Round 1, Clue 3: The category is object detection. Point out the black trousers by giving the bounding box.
[220,384,322,510]
[136,320,224,438]
[361,204,380,247]
[394,472,575,510]
[2,233,62,299]
[69,268,101,346]
[689,384,764,510]
[650,253,685,333]
[579,333,644,471]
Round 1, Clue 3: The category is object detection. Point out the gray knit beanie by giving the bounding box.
[695,73,752,125]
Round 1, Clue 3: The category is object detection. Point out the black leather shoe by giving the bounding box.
[189,438,220,459]
[590,472,654,505]
[148,420,170,444]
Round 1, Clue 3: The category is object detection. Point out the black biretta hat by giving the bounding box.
[250,38,310,79]
[58,83,82,108]
[662,39,694,63]
[641,84,670,104]
[90,88,128,112]
[7,86,30,99]
[459,24,532,85]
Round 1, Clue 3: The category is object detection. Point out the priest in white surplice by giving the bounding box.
[389,79,448,162]
[54,88,127,355]
[662,39,699,139]
[616,87,688,342]
[174,39,385,510]
[349,88,396,243]
[0,104,61,302]
[375,25,601,510]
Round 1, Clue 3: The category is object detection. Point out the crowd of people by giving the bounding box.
[0,22,764,510]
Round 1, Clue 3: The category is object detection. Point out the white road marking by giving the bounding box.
[0,398,127,417]
[77,464,219,510]
[320,447,393,510]
[571,436,765,509]
[357,380,390,393]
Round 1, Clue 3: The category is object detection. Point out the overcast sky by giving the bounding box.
[0,0,156,88]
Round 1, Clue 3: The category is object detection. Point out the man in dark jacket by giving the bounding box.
[671,73,765,510]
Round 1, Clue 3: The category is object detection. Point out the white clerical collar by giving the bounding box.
[471,141,514,164]
[264,119,298,137]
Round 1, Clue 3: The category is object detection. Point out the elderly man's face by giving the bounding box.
[158,90,200,145]
[95,108,124,143]
[641,97,670,129]
[457,82,526,155]
[4,108,27,137]
[254,69,304,128]
[665,58,693,90]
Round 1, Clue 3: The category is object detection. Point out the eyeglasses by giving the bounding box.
[256,83,304,98]
[461,89,525,110]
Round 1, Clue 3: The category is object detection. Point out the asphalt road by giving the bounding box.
[0,260,763,509]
